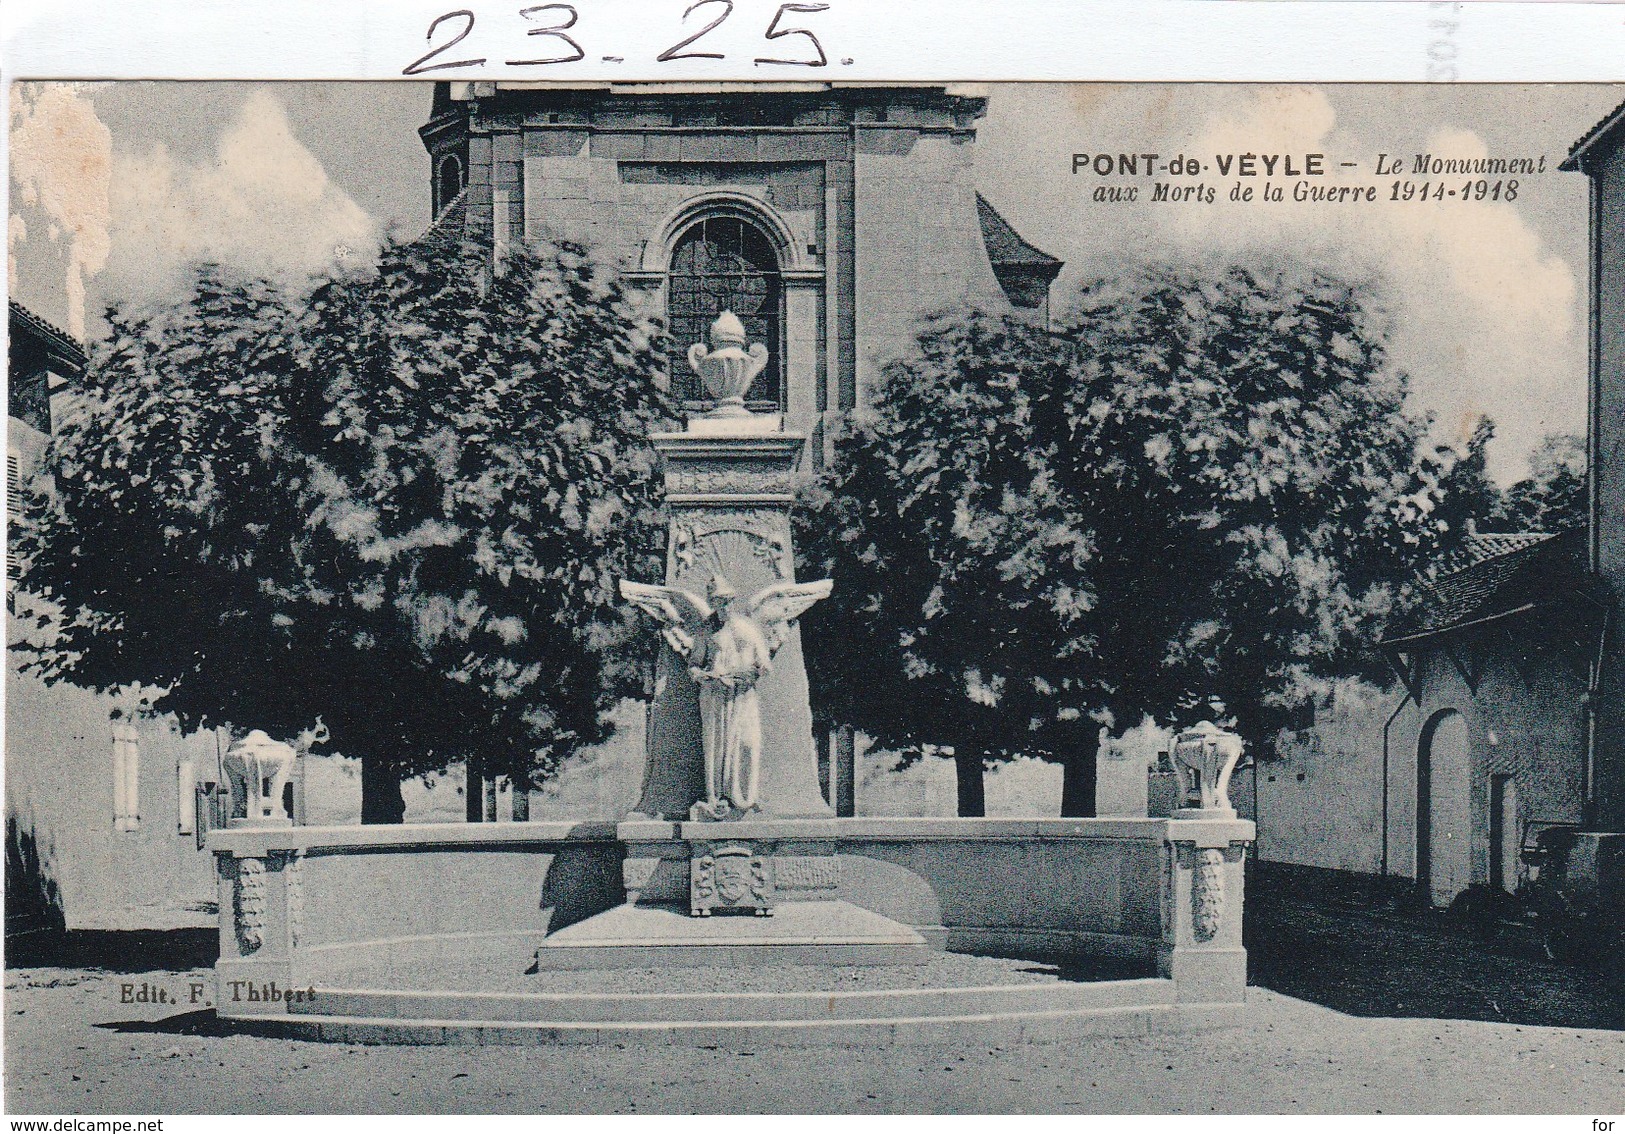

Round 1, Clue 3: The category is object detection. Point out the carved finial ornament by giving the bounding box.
[687,310,769,418]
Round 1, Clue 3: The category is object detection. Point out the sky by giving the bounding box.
[8,80,1622,483]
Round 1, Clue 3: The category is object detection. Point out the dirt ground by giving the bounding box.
[4,865,1622,1115]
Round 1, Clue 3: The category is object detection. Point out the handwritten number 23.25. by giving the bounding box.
[403,3,832,74]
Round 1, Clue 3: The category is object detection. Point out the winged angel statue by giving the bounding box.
[620,574,832,819]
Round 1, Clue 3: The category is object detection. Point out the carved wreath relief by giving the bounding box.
[235,856,267,953]
[280,851,305,948]
[1192,848,1227,941]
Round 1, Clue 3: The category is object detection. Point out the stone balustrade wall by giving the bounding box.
[210,815,1253,1014]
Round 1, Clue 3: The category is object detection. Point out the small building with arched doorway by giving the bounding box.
[1376,529,1600,908]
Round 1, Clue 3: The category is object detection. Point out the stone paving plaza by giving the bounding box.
[6,867,1620,1114]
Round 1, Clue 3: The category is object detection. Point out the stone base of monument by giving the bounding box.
[531,900,931,969]
[207,816,1255,1046]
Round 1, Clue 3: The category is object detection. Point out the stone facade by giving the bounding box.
[1560,99,1625,916]
[4,304,225,931]
[421,82,1058,453]
[1256,662,1587,906]
[1564,101,1625,832]
[1251,533,1595,907]
[1250,102,1625,916]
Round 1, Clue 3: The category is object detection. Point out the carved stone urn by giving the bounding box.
[223,730,297,828]
[1170,720,1245,819]
[686,310,767,417]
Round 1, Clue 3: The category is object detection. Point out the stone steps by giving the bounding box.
[227,980,1246,1046]
[288,975,1176,1024]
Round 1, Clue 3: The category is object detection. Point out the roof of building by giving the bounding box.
[1382,528,1592,647]
[8,300,87,368]
[1437,530,1555,575]
[1560,97,1625,172]
[415,186,469,253]
[975,193,1062,270]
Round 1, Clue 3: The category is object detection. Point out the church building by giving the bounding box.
[417,82,1063,819]
[418,82,1061,452]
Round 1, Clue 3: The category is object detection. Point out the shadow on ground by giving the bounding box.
[94,1009,233,1036]
[1245,861,1622,1030]
[1009,956,1154,983]
[5,928,218,973]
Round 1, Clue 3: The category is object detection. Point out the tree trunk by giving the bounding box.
[465,759,485,823]
[954,745,986,818]
[1060,747,1097,818]
[360,757,406,825]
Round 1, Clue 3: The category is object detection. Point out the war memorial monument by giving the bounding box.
[205,312,1257,1044]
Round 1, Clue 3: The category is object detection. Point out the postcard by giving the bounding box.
[4,1,1623,1123]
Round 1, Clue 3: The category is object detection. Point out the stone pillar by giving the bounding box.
[1158,722,1253,1005]
[633,425,832,819]
[215,846,301,1015]
[624,311,834,822]
[1158,821,1251,1005]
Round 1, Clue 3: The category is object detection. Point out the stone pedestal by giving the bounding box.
[210,816,1255,1025]
[1157,819,1251,1004]
[632,421,833,821]
[1158,723,1251,1003]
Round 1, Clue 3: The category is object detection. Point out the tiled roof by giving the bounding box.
[975,193,1061,268]
[414,186,469,253]
[1561,97,1625,172]
[1383,528,1590,646]
[8,299,86,366]
[1437,530,1554,575]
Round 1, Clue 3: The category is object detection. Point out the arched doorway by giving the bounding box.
[436,154,464,215]
[1417,709,1473,907]
[666,214,785,410]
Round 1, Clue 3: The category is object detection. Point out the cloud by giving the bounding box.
[977,85,1586,483]
[1163,91,1579,475]
[8,214,26,294]
[103,89,380,306]
[9,83,113,339]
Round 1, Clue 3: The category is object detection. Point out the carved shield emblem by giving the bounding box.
[713,847,754,902]
[690,843,772,915]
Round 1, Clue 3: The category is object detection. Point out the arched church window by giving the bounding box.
[667,215,785,409]
[437,154,465,214]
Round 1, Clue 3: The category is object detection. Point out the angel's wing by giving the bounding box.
[620,581,710,626]
[620,580,712,659]
[740,578,833,655]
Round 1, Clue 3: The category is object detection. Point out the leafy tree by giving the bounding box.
[1418,423,1587,555]
[800,262,1446,816]
[16,235,672,822]
[1424,416,1503,553]
[1503,432,1586,533]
